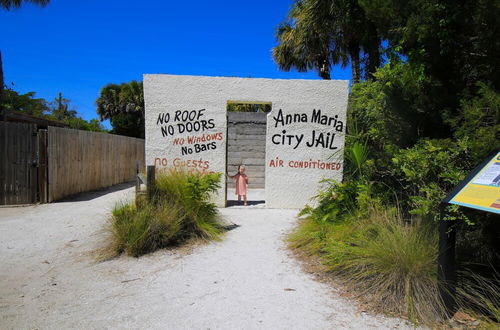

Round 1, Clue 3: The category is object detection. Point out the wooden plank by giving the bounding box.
[46,127,145,202]
[30,124,37,203]
[38,129,48,203]
[0,122,37,205]
[0,122,6,205]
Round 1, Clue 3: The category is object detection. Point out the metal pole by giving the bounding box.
[437,203,457,316]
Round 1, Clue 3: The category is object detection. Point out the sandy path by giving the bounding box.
[0,184,413,330]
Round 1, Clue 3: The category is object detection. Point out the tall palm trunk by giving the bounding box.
[318,59,331,79]
[366,46,381,80]
[349,41,361,84]
[364,22,381,80]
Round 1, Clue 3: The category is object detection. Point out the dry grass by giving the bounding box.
[289,208,447,324]
[105,170,225,257]
[456,268,500,328]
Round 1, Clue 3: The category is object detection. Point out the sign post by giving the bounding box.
[439,150,500,315]
[437,203,457,316]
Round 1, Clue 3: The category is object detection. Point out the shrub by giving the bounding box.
[290,208,445,323]
[108,170,224,257]
[293,59,500,326]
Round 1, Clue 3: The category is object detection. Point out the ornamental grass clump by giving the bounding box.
[108,170,224,257]
[456,268,500,327]
[289,208,446,324]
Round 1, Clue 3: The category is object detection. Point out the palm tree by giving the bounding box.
[96,81,145,138]
[119,80,144,119]
[0,0,49,10]
[273,1,345,80]
[273,0,381,83]
[96,84,122,120]
[273,0,350,80]
[96,81,144,120]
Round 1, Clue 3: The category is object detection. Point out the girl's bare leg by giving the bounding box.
[243,195,248,206]
[238,195,242,205]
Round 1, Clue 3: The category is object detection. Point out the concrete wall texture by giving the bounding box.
[227,112,266,190]
[143,74,349,208]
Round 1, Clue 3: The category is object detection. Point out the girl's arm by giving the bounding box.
[245,175,249,184]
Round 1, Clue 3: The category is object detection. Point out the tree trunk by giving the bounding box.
[319,69,331,80]
[365,25,381,80]
[318,59,331,80]
[349,41,361,84]
[366,45,381,80]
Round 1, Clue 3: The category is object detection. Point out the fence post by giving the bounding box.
[135,161,140,196]
[437,204,457,317]
[147,165,156,201]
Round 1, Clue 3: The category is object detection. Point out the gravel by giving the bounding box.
[0,184,415,329]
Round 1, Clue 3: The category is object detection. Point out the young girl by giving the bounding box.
[228,165,249,206]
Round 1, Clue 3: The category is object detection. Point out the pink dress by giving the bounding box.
[232,173,248,196]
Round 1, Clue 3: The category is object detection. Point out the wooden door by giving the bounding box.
[0,122,38,205]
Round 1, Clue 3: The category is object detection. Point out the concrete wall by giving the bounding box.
[143,74,349,208]
[226,112,266,189]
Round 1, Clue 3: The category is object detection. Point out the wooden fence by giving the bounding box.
[47,127,144,202]
[0,122,38,205]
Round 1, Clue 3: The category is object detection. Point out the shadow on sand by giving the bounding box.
[226,200,265,207]
[55,182,135,203]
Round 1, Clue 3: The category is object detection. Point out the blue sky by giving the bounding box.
[1,0,351,127]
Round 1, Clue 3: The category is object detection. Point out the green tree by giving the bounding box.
[1,87,107,132]
[1,88,49,116]
[49,92,77,121]
[272,1,336,80]
[96,81,144,138]
[64,117,107,132]
[227,103,271,113]
[359,0,500,115]
[273,0,381,83]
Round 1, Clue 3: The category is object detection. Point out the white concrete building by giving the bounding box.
[144,74,349,209]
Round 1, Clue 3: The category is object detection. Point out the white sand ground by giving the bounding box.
[0,184,416,330]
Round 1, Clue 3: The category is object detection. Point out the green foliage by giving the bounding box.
[227,103,271,113]
[96,80,144,138]
[273,0,381,82]
[446,83,500,162]
[1,88,49,116]
[346,62,499,223]
[349,61,439,149]
[290,208,444,323]
[64,117,107,132]
[358,0,500,116]
[49,92,76,121]
[109,170,224,257]
[390,139,471,220]
[345,140,369,178]
[1,87,107,132]
[284,0,500,324]
[295,60,499,323]
[109,112,143,138]
[300,180,374,224]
